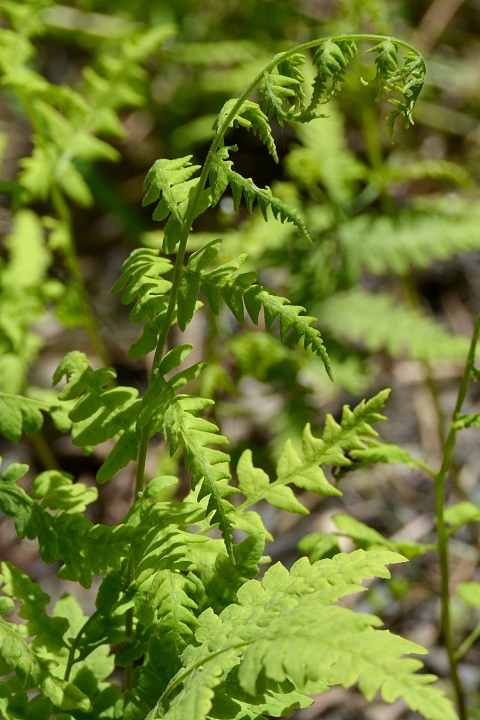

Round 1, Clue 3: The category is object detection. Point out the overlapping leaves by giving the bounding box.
[151,551,456,720]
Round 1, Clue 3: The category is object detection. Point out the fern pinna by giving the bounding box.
[0,33,460,720]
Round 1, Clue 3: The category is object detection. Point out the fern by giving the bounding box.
[317,288,469,362]
[1,21,462,720]
[308,38,358,113]
[366,40,425,137]
[149,552,456,720]
[142,156,211,254]
[209,146,311,242]
[178,238,332,376]
[340,199,480,276]
[213,98,279,162]
[236,389,391,515]
[111,248,173,358]
[163,395,237,559]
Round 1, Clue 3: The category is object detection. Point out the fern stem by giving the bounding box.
[434,314,480,720]
[455,620,480,662]
[64,609,101,681]
[147,640,250,719]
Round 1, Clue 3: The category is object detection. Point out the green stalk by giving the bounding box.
[64,609,101,681]
[434,314,480,720]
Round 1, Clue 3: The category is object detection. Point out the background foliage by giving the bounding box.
[2,0,480,718]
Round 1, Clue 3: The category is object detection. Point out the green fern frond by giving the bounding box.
[340,201,480,276]
[0,210,61,392]
[0,561,69,654]
[386,158,473,188]
[245,286,331,374]
[112,247,173,358]
[257,69,302,126]
[31,470,98,513]
[317,289,469,361]
[209,146,312,242]
[152,551,455,720]
[366,41,425,137]
[177,237,332,376]
[163,395,238,560]
[132,574,199,698]
[53,351,142,482]
[200,535,265,614]
[0,392,45,442]
[0,459,135,589]
[177,237,331,374]
[214,98,278,162]
[237,390,389,514]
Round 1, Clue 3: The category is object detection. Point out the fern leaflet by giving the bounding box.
[53,351,142,483]
[111,248,173,359]
[163,395,238,560]
[237,390,390,513]
[209,146,312,242]
[307,39,358,115]
[214,98,278,162]
[0,616,91,713]
[142,156,211,253]
[151,551,455,720]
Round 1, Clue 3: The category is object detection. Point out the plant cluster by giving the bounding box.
[2,3,480,720]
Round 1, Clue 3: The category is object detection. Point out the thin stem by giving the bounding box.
[455,621,480,662]
[434,314,480,720]
[64,609,101,681]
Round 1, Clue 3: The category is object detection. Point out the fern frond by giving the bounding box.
[209,146,312,242]
[111,247,173,359]
[340,201,480,276]
[133,574,199,699]
[31,469,98,513]
[245,286,331,373]
[200,535,265,614]
[317,289,469,361]
[214,98,278,162]
[0,561,69,654]
[238,390,389,513]
[0,210,61,392]
[0,392,45,442]
[53,351,142,482]
[257,69,302,126]
[163,395,238,560]
[153,551,456,720]
[177,237,332,376]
